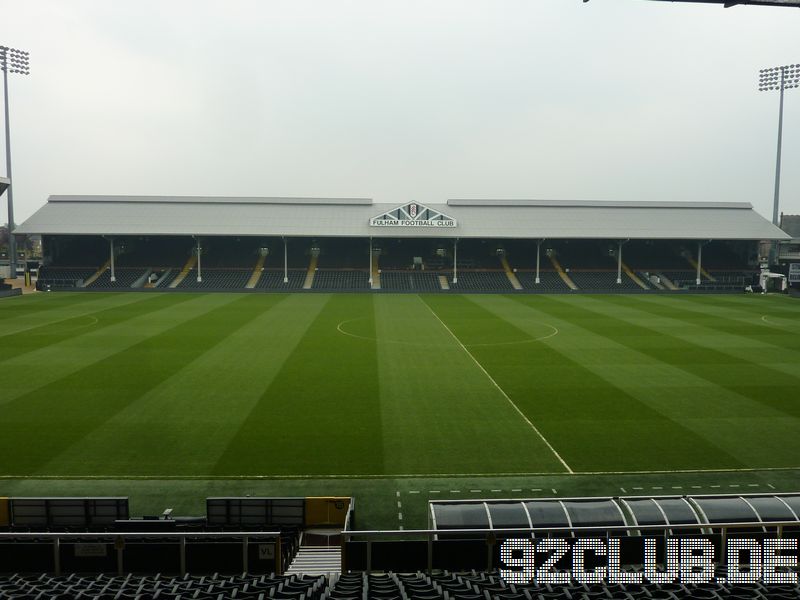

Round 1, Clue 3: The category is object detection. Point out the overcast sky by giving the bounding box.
[1,0,799,224]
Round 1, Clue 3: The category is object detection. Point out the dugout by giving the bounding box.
[341,493,800,572]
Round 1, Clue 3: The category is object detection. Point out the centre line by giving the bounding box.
[421,297,574,474]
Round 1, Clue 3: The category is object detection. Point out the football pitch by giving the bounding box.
[1,291,799,528]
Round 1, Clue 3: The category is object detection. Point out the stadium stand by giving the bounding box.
[4,571,800,600]
[0,572,326,600]
[31,233,765,294]
[88,268,148,289]
[449,271,515,292]
[380,271,442,291]
[21,199,780,294]
[311,270,371,290]
[255,269,306,289]
[177,268,252,289]
[566,270,644,291]
[515,270,571,291]
[152,268,179,288]
[36,266,97,289]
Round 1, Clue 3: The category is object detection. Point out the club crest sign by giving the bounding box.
[370,202,457,228]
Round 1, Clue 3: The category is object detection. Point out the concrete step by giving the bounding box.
[286,546,341,575]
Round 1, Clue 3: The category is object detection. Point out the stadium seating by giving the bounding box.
[88,268,148,289]
[152,269,179,288]
[311,270,370,290]
[36,266,97,288]
[380,271,442,292]
[3,570,798,600]
[255,269,306,289]
[449,271,514,292]
[516,271,571,291]
[0,572,326,600]
[659,270,754,291]
[177,268,252,289]
[567,271,643,291]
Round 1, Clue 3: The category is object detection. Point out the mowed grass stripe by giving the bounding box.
[0,294,256,475]
[461,295,745,472]
[631,295,800,354]
[0,291,113,321]
[213,295,384,476]
[0,293,206,406]
[374,295,567,475]
[0,292,152,337]
[0,293,176,360]
[679,294,800,332]
[595,295,800,392]
[39,295,327,476]
[527,295,800,468]
[679,297,800,333]
[681,294,800,318]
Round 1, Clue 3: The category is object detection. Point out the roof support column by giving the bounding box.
[452,238,458,284]
[696,241,703,286]
[617,241,623,285]
[368,237,373,287]
[109,237,116,283]
[535,240,542,285]
[196,237,202,283]
[283,237,288,283]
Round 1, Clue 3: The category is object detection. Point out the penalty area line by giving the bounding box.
[420,297,574,475]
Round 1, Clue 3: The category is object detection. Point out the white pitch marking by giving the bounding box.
[711,485,721,488]
[336,318,558,347]
[532,488,542,492]
[620,487,628,494]
[491,489,502,493]
[672,486,682,490]
[409,490,420,494]
[7,465,800,480]
[430,490,440,494]
[450,490,461,493]
[396,491,400,498]
[466,324,559,347]
[397,501,402,508]
[748,484,760,487]
[768,483,776,489]
[422,299,574,474]
[551,488,558,495]
[691,486,702,489]
[653,486,663,490]
[470,489,482,493]
[729,484,740,488]
[398,513,403,520]
[760,315,793,327]
[633,487,644,491]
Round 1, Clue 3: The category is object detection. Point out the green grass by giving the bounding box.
[1,291,799,528]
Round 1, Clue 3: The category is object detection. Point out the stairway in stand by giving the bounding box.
[285,546,341,576]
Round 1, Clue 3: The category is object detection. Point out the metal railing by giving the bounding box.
[0,531,282,576]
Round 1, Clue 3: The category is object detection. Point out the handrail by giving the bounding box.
[0,531,284,576]
[343,519,800,536]
[0,531,281,539]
